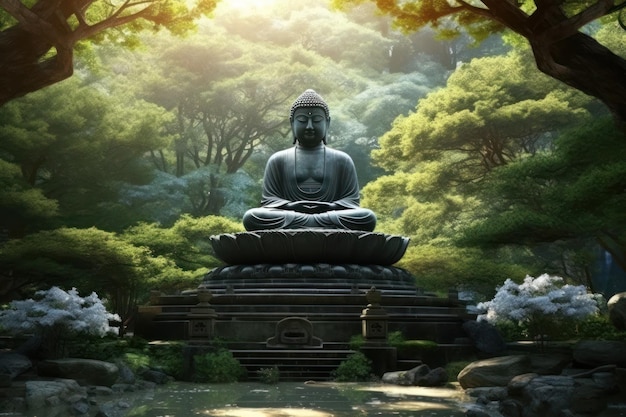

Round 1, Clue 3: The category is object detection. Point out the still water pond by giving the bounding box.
[120,381,472,417]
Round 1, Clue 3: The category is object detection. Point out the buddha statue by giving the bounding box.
[242,89,377,232]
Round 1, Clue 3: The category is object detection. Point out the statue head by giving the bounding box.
[290,89,331,146]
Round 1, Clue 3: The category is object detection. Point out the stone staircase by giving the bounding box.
[227,342,354,381]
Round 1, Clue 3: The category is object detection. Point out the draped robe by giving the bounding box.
[243,145,376,231]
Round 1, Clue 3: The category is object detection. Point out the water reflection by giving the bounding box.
[122,382,470,417]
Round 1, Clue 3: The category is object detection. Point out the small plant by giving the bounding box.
[477,274,600,349]
[348,334,365,350]
[332,352,372,382]
[194,348,245,382]
[257,366,280,384]
[445,361,473,382]
[0,287,120,358]
[387,330,405,347]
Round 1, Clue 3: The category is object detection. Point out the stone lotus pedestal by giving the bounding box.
[209,229,410,265]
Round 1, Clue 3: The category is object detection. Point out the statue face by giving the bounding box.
[291,107,329,148]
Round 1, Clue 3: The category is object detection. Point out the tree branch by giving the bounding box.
[0,0,66,45]
[478,0,531,35]
[543,0,616,42]
[71,4,155,42]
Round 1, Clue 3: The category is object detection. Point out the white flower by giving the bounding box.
[0,287,119,338]
[478,274,599,328]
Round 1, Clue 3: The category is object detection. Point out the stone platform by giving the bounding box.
[134,230,475,380]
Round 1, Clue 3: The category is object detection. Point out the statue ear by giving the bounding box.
[323,117,331,144]
[290,116,296,144]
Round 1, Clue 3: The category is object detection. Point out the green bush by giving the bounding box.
[148,342,185,379]
[387,330,405,347]
[194,348,245,382]
[495,313,626,343]
[332,352,372,382]
[348,334,365,350]
[445,361,473,382]
[257,366,280,384]
[576,315,626,341]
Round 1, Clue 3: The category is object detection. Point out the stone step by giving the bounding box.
[230,349,355,381]
[153,309,467,322]
[209,288,418,296]
[153,293,456,307]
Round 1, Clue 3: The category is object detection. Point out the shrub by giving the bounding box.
[349,334,365,350]
[332,352,372,382]
[148,342,185,379]
[257,366,280,384]
[445,361,473,382]
[387,330,405,347]
[194,348,245,382]
[0,287,120,358]
[576,315,626,341]
[477,274,600,347]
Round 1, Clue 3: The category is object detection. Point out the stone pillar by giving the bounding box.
[361,287,388,342]
[188,287,217,342]
[360,287,396,375]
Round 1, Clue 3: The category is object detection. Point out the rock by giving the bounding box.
[139,368,171,385]
[498,398,523,417]
[415,366,448,387]
[382,364,430,386]
[522,375,575,415]
[528,353,571,375]
[502,373,615,417]
[465,404,492,417]
[115,360,136,384]
[457,355,532,389]
[570,379,609,415]
[0,352,32,379]
[465,386,508,402]
[573,340,626,367]
[71,399,90,415]
[506,373,537,396]
[462,320,507,355]
[37,359,119,387]
[25,379,86,410]
[608,292,626,330]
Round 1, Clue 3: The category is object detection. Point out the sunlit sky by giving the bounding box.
[220,0,278,11]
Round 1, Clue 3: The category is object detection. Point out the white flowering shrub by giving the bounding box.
[477,274,600,344]
[0,286,120,340]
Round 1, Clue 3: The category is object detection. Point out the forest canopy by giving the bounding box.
[1,0,625,314]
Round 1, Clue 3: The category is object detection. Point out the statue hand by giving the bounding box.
[287,201,334,214]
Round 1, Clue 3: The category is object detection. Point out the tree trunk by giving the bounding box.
[0,26,74,106]
[530,32,626,131]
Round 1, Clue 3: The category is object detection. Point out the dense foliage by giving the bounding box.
[0,0,219,105]
[0,0,624,327]
[333,0,626,130]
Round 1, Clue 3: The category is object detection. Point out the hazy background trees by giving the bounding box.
[1,0,625,315]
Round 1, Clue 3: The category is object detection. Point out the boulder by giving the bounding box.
[573,340,626,367]
[415,366,448,387]
[37,358,119,387]
[0,352,32,380]
[502,374,612,417]
[139,368,171,385]
[608,292,626,330]
[462,320,507,355]
[528,353,571,375]
[457,355,532,389]
[25,379,86,409]
[382,364,430,386]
